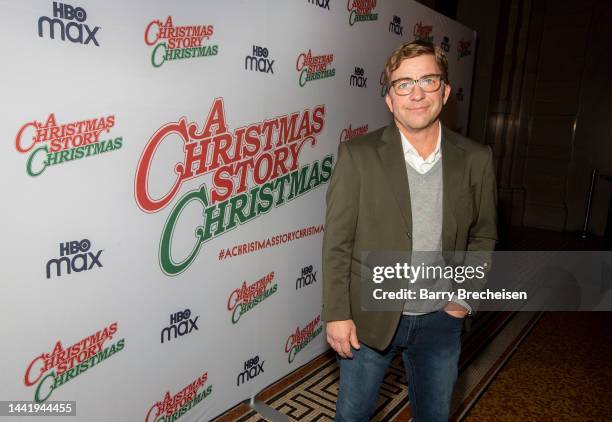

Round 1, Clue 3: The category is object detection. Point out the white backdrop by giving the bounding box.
[0,1,476,420]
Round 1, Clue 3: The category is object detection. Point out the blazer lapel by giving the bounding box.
[377,125,412,234]
[441,126,464,251]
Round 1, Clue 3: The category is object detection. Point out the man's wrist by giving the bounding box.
[444,301,469,316]
[449,297,472,315]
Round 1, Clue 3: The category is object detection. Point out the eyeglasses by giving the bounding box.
[389,74,443,96]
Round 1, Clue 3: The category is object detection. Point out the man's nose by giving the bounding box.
[409,84,426,100]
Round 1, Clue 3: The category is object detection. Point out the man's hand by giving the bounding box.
[443,301,469,318]
[326,320,360,358]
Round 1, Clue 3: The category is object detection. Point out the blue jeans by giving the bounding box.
[335,311,463,422]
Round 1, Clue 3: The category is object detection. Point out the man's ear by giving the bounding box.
[384,92,393,113]
[443,83,451,105]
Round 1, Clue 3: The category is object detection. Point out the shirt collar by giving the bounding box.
[400,122,442,163]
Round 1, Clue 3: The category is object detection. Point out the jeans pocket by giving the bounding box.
[439,310,465,322]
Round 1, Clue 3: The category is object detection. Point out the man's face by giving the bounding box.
[385,54,451,134]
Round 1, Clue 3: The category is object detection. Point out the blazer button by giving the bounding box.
[406,232,412,238]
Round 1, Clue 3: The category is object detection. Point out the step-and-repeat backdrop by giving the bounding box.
[1,1,475,420]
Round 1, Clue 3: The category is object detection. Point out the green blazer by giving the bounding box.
[322,123,498,351]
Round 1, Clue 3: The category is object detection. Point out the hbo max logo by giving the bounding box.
[244,45,274,74]
[46,239,103,279]
[296,265,318,290]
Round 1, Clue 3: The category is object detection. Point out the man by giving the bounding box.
[322,40,497,421]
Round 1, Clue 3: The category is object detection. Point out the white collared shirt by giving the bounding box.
[400,123,442,174]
